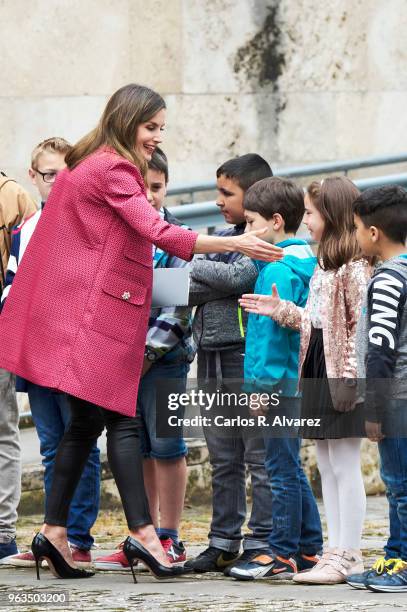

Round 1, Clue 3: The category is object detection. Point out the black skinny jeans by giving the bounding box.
[45,396,151,530]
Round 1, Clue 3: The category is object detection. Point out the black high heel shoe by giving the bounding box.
[123,536,191,582]
[31,533,94,580]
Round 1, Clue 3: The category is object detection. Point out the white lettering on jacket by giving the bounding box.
[368,272,402,349]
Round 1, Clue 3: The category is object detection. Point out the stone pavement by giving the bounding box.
[0,496,405,611]
[0,567,406,612]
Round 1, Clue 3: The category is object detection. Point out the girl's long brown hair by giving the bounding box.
[307,177,361,270]
[65,84,165,179]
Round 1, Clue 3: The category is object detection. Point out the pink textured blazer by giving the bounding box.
[0,148,197,416]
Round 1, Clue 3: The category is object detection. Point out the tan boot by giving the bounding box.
[293,548,364,585]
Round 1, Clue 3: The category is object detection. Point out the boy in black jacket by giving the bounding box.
[347,185,407,592]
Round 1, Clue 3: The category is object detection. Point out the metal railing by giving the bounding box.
[168,171,407,230]
[167,153,407,202]
[167,161,407,231]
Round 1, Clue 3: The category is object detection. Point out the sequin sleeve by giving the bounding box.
[273,299,303,331]
[341,259,371,378]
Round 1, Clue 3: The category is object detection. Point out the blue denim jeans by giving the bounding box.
[379,436,407,561]
[264,421,323,558]
[27,383,100,550]
[138,361,188,460]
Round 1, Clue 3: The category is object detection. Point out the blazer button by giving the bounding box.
[122,291,131,301]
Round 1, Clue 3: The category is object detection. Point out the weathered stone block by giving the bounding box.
[1,0,130,97]
[336,92,407,158]
[278,0,371,93]
[164,93,279,184]
[277,93,337,163]
[128,0,183,93]
[367,0,407,91]
[183,0,267,94]
[2,0,407,188]
[0,96,107,178]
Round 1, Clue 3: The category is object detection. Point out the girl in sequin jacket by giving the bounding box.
[240,177,372,585]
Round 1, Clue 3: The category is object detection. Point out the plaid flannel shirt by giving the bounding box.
[146,208,195,363]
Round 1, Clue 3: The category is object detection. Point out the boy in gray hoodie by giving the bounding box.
[186,154,274,574]
[347,185,407,592]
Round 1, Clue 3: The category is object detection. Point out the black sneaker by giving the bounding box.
[184,546,239,573]
[295,552,321,572]
[224,548,267,576]
[229,552,298,581]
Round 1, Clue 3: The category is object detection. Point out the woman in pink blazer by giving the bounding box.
[0,84,282,581]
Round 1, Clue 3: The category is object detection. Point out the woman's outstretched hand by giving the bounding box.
[239,284,282,317]
[193,227,284,260]
[233,229,283,261]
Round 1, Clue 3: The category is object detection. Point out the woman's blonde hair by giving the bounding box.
[65,84,165,178]
[307,176,361,270]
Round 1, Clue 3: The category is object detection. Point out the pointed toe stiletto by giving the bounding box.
[31,533,94,580]
[123,537,192,582]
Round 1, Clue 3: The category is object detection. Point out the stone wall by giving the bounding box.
[19,438,384,514]
[1,0,406,195]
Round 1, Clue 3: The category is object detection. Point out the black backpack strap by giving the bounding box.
[0,174,15,291]
[0,248,5,293]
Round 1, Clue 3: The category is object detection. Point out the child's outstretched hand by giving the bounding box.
[239,284,281,318]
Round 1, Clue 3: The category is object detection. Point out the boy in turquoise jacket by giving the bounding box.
[231,177,323,580]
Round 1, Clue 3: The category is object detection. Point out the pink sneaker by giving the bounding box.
[5,544,92,569]
[69,545,92,568]
[94,542,132,571]
[94,537,186,571]
[159,537,187,565]
[3,551,36,568]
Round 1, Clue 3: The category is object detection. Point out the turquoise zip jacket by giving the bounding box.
[244,238,316,397]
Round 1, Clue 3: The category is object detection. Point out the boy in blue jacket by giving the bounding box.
[231,177,323,580]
